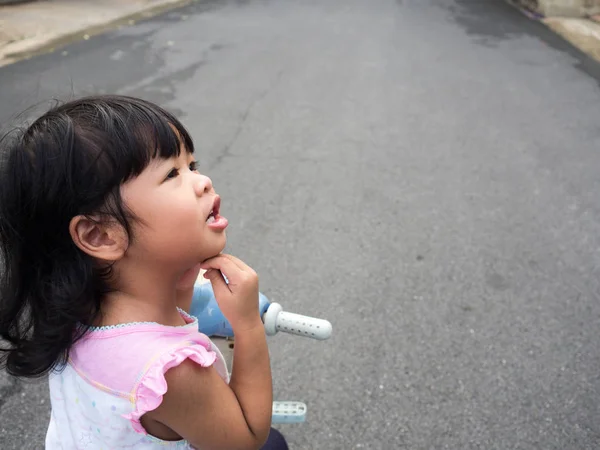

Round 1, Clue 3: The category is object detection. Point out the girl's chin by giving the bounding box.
[201,239,227,261]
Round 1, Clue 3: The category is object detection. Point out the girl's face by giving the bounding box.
[120,145,228,269]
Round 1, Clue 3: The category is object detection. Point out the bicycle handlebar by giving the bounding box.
[191,283,332,340]
[263,303,332,340]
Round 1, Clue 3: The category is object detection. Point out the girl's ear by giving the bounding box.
[69,215,128,261]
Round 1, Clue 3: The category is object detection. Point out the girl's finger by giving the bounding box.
[200,255,243,283]
[203,268,231,297]
[220,254,253,272]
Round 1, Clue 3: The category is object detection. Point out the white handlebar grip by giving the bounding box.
[263,302,332,340]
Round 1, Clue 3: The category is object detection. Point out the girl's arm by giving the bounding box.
[143,255,273,450]
[145,324,272,450]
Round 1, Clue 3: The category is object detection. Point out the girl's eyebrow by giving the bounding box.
[148,155,178,168]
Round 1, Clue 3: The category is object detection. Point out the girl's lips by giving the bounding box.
[207,214,228,230]
[208,196,221,220]
[206,196,228,230]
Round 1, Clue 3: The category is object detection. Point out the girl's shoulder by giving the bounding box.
[69,308,225,396]
[60,308,228,435]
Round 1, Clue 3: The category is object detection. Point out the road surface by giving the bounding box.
[1,0,600,448]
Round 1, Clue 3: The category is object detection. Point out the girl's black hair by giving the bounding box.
[0,95,194,378]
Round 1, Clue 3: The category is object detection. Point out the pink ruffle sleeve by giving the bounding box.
[123,343,217,434]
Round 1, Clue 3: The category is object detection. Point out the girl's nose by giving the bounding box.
[194,175,213,196]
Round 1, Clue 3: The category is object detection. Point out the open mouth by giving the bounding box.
[205,196,227,230]
[206,196,221,224]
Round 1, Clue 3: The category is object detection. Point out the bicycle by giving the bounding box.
[190,275,333,425]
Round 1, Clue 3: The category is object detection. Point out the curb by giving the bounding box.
[544,17,600,62]
[0,0,197,67]
[506,0,600,63]
[511,0,600,18]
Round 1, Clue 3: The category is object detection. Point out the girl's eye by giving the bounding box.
[189,161,198,172]
[166,168,179,180]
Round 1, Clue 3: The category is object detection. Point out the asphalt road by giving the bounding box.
[2,0,600,448]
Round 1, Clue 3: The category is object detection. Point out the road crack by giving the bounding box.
[209,69,285,170]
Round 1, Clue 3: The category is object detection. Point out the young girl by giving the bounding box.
[0,95,286,449]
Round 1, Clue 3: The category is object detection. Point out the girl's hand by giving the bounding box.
[200,254,261,332]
